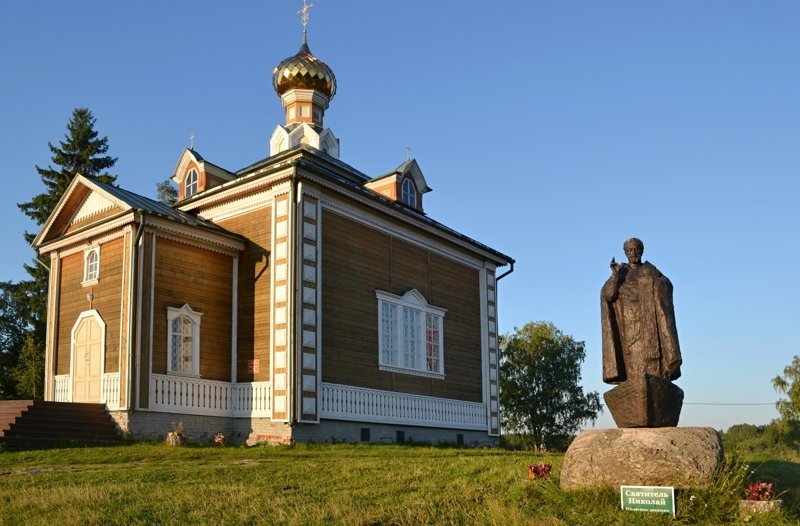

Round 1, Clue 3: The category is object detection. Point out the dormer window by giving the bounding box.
[401,179,417,208]
[82,247,100,286]
[185,169,198,197]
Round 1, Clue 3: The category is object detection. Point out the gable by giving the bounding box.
[34,175,131,247]
[172,149,236,201]
[66,192,124,233]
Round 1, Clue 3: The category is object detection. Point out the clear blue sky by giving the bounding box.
[1,1,798,431]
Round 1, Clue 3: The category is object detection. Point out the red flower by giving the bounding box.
[528,463,552,480]
[745,481,774,501]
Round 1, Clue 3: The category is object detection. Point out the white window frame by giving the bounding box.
[82,246,100,286]
[376,288,446,379]
[401,178,417,208]
[185,169,198,197]
[166,304,203,377]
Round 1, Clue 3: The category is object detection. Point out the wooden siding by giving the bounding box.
[366,180,397,201]
[56,237,126,376]
[321,210,482,402]
[216,207,272,382]
[150,237,234,382]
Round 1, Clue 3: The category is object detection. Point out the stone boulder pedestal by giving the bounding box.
[560,427,723,490]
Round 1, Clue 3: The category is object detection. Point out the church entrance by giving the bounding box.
[71,312,104,403]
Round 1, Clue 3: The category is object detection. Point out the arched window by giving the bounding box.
[167,304,203,376]
[185,169,198,197]
[401,178,417,208]
[83,247,100,285]
[376,289,446,379]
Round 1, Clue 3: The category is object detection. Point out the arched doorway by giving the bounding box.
[71,310,105,403]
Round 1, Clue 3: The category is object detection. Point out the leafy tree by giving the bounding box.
[773,355,800,424]
[156,179,178,205]
[10,333,45,399]
[0,108,117,399]
[499,321,601,450]
[0,282,29,398]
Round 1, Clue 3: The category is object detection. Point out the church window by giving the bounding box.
[376,289,445,379]
[82,247,100,286]
[401,178,417,208]
[185,169,198,197]
[167,304,202,376]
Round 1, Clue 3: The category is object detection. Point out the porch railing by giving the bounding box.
[320,382,487,430]
[150,374,271,417]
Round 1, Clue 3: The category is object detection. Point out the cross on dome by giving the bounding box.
[298,0,313,37]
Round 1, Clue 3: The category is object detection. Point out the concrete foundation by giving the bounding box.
[108,410,497,447]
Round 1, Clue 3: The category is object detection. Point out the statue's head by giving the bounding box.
[623,237,644,265]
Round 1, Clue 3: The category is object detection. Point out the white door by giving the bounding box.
[72,317,103,402]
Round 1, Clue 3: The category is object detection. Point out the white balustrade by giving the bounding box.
[54,374,70,402]
[233,381,272,417]
[150,374,271,417]
[320,382,487,430]
[101,373,120,410]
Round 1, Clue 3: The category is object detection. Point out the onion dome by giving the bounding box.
[272,39,337,100]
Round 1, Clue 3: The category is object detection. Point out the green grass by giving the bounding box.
[0,443,797,525]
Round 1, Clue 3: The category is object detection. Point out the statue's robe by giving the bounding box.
[601,261,681,384]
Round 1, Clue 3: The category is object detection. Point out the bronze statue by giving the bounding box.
[601,238,684,427]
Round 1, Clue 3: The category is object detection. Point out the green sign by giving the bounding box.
[620,486,675,516]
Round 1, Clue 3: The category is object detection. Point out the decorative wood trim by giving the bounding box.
[320,382,487,431]
[144,217,245,253]
[320,197,483,270]
[297,189,321,424]
[178,169,293,212]
[54,374,70,402]
[67,191,119,226]
[101,372,121,410]
[305,173,509,267]
[35,175,132,247]
[149,374,271,417]
[485,265,500,436]
[378,364,445,380]
[52,227,129,258]
[198,189,274,222]
[479,266,490,433]
[149,229,240,258]
[271,193,291,421]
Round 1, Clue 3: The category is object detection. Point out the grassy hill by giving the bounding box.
[0,443,796,525]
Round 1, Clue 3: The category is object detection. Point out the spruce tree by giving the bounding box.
[2,108,117,399]
[156,179,178,205]
[19,107,117,231]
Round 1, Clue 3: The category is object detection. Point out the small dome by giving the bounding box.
[272,40,336,100]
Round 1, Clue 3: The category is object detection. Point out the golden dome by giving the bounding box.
[272,39,336,100]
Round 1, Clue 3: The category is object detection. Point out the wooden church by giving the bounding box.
[31,22,514,445]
